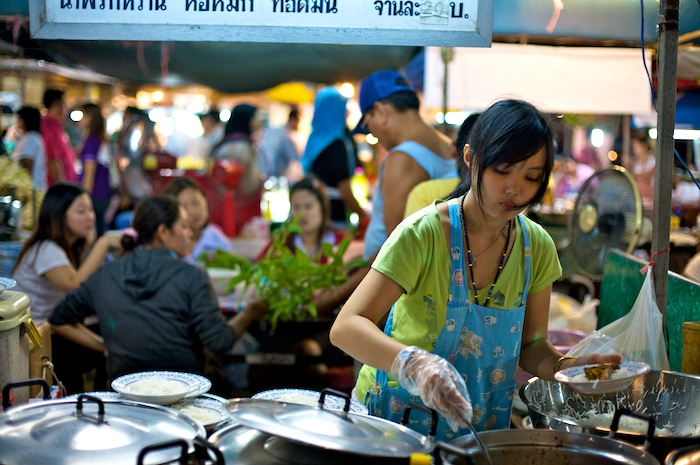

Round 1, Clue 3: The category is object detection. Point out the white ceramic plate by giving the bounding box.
[111,371,211,405]
[171,396,229,427]
[554,361,651,395]
[0,277,16,294]
[65,391,127,401]
[181,373,212,398]
[252,389,368,414]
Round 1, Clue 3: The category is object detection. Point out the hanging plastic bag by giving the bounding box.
[566,267,670,370]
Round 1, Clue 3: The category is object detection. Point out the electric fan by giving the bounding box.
[567,166,645,280]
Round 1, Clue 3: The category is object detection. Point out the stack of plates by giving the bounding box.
[252,388,368,414]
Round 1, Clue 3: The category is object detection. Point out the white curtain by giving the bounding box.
[424,43,654,115]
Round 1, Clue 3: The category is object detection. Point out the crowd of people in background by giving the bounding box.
[0,71,698,439]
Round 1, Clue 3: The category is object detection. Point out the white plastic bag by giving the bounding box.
[566,268,670,370]
[549,292,599,334]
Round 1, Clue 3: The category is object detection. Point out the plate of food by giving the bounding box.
[554,361,651,395]
[252,388,368,414]
[181,373,212,398]
[0,277,16,294]
[171,395,229,429]
[111,371,211,405]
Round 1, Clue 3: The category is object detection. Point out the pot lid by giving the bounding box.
[225,398,432,457]
[0,394,205,465]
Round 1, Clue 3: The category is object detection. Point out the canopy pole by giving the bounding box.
[652,0,679,321]
[440,47,454,135]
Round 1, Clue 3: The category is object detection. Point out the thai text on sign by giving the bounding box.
[31,0,493,46]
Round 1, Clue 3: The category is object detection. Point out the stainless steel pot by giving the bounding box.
[519,371,700,461]
[209,389,436,464]
[0,393,210,465]
[665,445,700,465]
[437,429,660,465]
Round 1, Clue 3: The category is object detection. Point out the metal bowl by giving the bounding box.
[519,370,700,460]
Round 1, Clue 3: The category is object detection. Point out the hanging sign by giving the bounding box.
[29,0,492,46]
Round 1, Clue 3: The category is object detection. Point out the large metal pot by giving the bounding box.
[0,392,213,465]
[519,370,700,461]
[436,429,660,465]
[209,389,436,464]
[665,445,700,465]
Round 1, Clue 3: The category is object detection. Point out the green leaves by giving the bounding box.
[200,219,366,332]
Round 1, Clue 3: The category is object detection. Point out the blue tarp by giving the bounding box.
[677,90,700,128]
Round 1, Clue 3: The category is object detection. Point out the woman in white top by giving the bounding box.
[12,183,123,393]
[163,177,231,262]
[12,106,46,190]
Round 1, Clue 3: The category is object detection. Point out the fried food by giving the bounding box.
[584,362,621,381]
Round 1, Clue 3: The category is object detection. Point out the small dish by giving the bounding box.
[111,371,210,405]
[0,277,17,294]
[252,388,368,414]
[171,396,229,428]
[554,361,651,395]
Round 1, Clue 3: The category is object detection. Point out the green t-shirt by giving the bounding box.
[356,201,562,402]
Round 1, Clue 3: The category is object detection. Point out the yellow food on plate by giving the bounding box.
[584,362,621,381]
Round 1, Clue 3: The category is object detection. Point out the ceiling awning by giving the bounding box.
[423,43,654,115]
[1,0,698,95]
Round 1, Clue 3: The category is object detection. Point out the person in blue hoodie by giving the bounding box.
[49,195,266,385]
[302,87,368,230]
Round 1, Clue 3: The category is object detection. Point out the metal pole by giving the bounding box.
[652,0,679,320]
[440,47,454,135]
[621,115,630,165]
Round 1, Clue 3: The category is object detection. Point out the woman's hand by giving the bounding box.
[244,299,269,321]
[99,230,125,250]
[390,346,473,432]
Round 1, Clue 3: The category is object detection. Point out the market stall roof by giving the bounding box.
[1,0,698,94]
[423,44,655,115]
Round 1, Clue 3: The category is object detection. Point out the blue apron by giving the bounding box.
[366,199,532,441]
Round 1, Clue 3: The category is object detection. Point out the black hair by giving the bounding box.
[224,104,257,136]
[43,89,64,110]
[121,196,181,251]
[631,129,651,149]
[163,177,207,199]
[286,176,334,252]
[381,90,420,112]
[447,99,555,209]
[13,183,89,273]
[17,106,42,133]
[199,109,220,121]
[81,103,106,142]
[288,107,300,120]
[454,113,481,182]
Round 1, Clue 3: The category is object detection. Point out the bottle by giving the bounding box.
[670,205,682,230]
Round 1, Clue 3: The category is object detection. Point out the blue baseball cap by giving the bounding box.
[351,69,415,135]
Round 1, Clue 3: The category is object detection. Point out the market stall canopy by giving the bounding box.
[0,0,699,94]
[423,43,654,114]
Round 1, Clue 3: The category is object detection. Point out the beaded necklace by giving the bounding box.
[458,195,512,307]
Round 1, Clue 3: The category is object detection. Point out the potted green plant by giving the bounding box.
[200,219,366,331]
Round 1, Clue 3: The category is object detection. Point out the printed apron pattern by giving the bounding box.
[366,199,532,441]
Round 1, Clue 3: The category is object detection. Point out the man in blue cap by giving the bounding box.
[353,69,457,261]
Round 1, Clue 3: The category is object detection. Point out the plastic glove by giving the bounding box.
[391,346,473,432]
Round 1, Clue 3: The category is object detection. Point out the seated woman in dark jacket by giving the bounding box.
[50,195,265,384]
